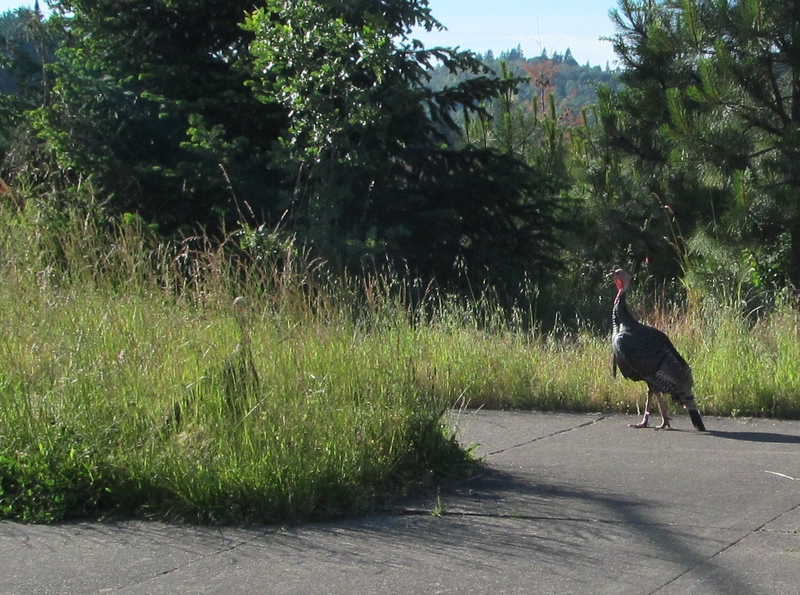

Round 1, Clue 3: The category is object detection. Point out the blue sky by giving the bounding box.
[0,0,36,11]
[1,0,621,67]
[413,0,621,67]
[0,0,42,15]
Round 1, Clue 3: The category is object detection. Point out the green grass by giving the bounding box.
[434,297,800,419]
[0,202,472,523]
[687,300,800,418]
[0,198,798,523]
[0,283,473,523]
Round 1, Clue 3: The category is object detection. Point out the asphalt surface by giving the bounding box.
[1,410,799,594]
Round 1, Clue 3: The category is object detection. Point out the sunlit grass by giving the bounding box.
[402,282,800,421]
[687,300,800,418]
[1,198,798,524]
[0,202,470,523]
[0,284,470,523]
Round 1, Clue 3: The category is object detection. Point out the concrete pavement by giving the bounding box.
[1,411,799,594]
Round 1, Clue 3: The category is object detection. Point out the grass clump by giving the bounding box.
[688,298,800,418]
[0,200,470,523]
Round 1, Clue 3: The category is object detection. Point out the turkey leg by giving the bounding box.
[654,392,671,429]
[629,389,653,428]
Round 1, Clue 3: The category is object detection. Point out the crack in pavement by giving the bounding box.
[103,529,275,593]
[398,507,689,528]
[486,414,609,456]
[451,413,800,594]
[648,501,800,594]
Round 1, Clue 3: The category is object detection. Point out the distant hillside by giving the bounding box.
[428,45,621,125]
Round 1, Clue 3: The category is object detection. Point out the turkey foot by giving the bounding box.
[654,394,671,429]
[629,389,654,428]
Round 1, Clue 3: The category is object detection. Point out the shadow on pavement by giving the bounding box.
[707,430,800,444]
[358,465,752,592]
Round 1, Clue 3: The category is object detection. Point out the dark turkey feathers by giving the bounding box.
[611,269,706,431]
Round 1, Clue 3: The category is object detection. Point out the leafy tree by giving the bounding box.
[573,0,704,284]
[11,0,571,292]
[243,0,566,287]
[0,7,52,103]
[387,147,567,291]
[31,0,284,230]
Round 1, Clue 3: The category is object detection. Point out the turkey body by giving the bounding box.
[611,269,706,431]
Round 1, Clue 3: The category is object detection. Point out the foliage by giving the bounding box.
[592,0,800,292]
[27,0,285,231]
[242,0,569,291]
[0,0,571,297]
[2,0,800,332]
[0,8,52,102]
[0,7,57,161]
[381,147,569,294]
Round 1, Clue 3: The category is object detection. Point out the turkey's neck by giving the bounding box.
[613,288,637,330]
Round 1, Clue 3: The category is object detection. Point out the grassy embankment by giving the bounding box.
[1,200,798,523]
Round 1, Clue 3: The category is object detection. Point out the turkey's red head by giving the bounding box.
[612,268,630,293]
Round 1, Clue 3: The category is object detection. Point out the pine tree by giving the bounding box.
[596,0,800,291]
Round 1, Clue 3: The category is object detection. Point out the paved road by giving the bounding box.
[2,411,799,594]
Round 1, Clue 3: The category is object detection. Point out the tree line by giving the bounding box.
[1,0,798,321]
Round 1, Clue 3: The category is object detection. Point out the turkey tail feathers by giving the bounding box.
[689,409,706,432]
[674,391,706,431]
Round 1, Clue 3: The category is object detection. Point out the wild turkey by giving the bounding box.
[611,268,706,431]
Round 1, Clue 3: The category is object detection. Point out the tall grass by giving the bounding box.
[1,196,798,523]
[443,296,800,418]
[0,200,469,523]
[686,298,800,418]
